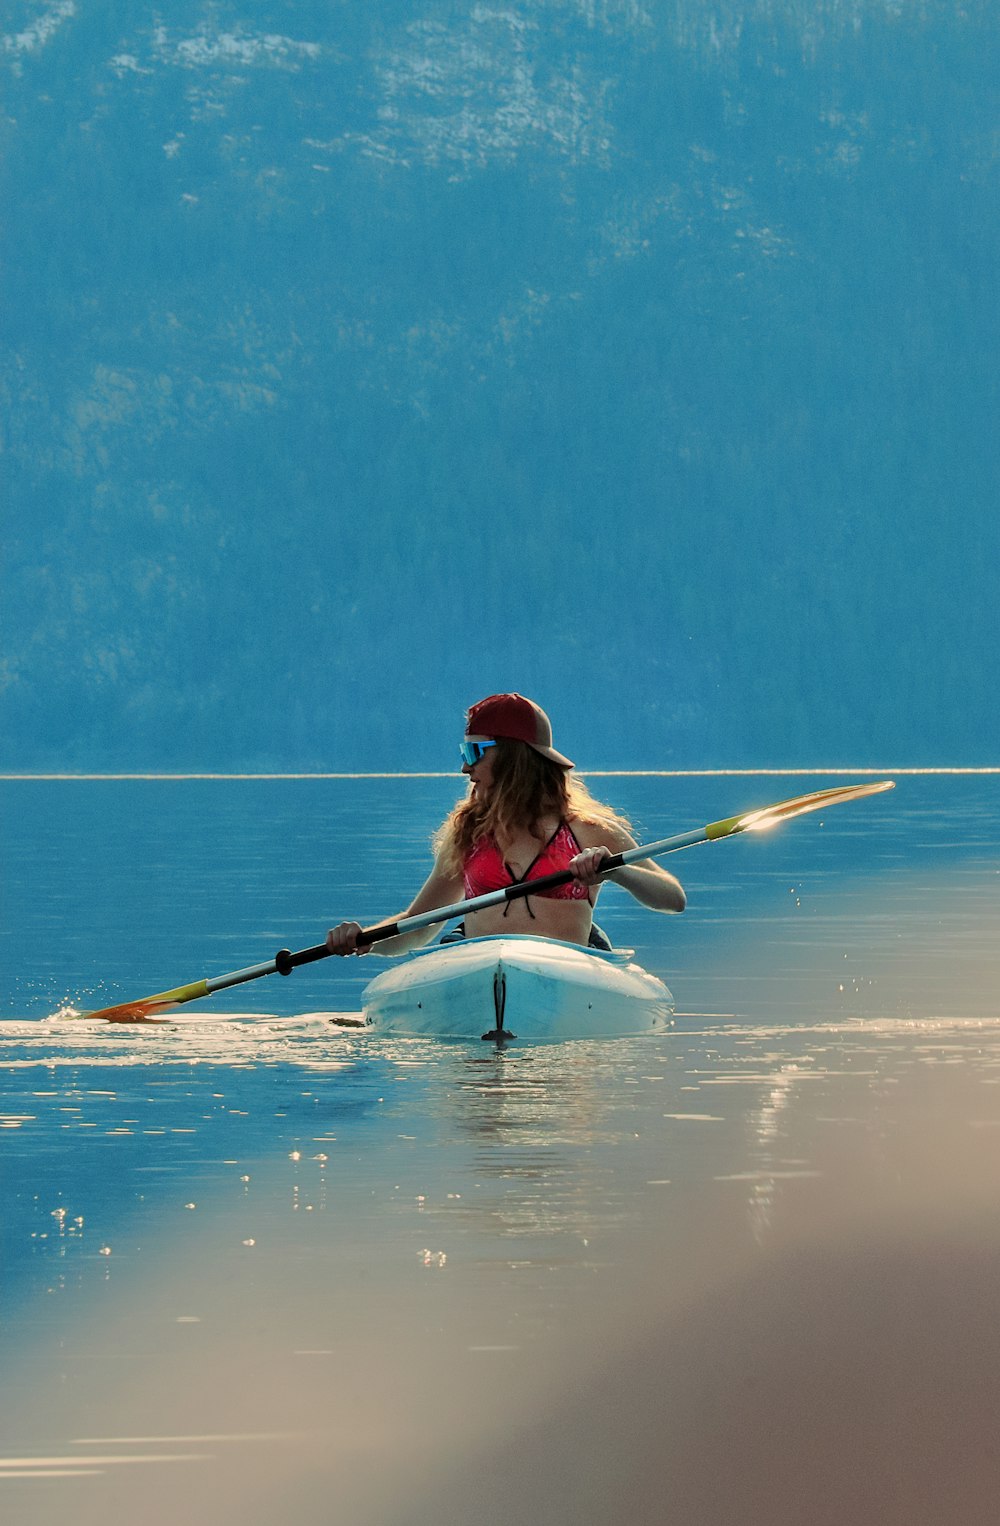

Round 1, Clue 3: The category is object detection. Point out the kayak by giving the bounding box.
[360,934,674,1040]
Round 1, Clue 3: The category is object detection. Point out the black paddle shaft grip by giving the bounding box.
[274,921,403,974]
[275,943,329,975]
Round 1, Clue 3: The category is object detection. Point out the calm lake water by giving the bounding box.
[1,774,999,1523]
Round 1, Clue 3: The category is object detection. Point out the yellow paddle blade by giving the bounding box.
[704,781,894,841]
[734,780,895,834]
[76,980,210,1023]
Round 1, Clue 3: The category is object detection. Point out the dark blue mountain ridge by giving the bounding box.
[2,0,997,771]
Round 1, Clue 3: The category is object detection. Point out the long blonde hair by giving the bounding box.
[434,739,631,875]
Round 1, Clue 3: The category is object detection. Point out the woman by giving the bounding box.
[326,693,685,957]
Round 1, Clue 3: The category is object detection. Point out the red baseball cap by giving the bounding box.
[464,693,574,769]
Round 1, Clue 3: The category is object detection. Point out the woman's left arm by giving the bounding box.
[571,827,686,913]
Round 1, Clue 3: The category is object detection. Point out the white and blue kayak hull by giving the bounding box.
[361,935,674,1040]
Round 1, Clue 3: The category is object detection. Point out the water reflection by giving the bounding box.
[6,1012,1000,1524]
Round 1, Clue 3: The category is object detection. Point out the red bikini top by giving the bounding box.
[463,821,592,916]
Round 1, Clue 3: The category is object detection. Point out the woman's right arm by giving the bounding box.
[326,852,464,958]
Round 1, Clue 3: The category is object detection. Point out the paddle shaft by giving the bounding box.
[79,780,893,1019]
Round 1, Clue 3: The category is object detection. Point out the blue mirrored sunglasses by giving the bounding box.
[460,739,497,767]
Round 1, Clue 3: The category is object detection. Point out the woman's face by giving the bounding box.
[462,746,496,799]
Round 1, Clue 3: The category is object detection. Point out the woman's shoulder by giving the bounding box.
[567,813,636,853]
[564,777,632,842]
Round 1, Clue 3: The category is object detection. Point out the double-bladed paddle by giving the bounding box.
[74,780,894,1022]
